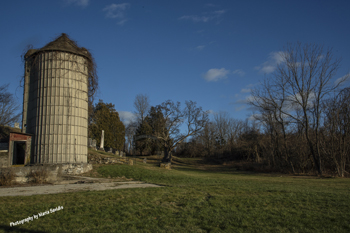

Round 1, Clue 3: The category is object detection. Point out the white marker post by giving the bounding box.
[99,130,104,151]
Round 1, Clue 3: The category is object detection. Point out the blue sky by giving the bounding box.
[1,0,349,126]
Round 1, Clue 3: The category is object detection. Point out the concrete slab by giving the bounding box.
[0,177,163,197]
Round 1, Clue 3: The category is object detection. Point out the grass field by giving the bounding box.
[0,156,349,232]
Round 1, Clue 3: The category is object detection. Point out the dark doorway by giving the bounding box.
[13,141,26,165]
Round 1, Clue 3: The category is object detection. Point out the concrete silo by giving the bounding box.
[22,34,90,164]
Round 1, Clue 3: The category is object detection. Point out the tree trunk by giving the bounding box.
[162,146,172,163]
[304,113,323,176]
[306,132,322,176]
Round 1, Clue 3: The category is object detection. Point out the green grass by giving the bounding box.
[0,158,349,232]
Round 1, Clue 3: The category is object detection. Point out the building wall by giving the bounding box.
[0,152,8,168]
[23,51,88,163]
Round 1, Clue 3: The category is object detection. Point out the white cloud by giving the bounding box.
[247,83,259,88]
[248,113,262,121]
[255,51,287,74]
[334,73,350,86]
[240,88,251,93]
[196,45,205,51]
[117,19,129,26]
[118,111,136,126]
[65,0,89,7]
[232,69,245,77]
[214,10,226,15]
[179,15,210,23]
[235,105,246,112]
[179,9,226,23]
[285,91,317,110]
[103,3,130,25]
[235,95,255,104]
[203,68,230,82]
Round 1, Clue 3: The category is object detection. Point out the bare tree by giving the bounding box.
[213,111,230,144]
[155,100,209,163]
[250,42,345,175]
[199,121,216,157]
[227,118,244,146]
[0,84,20,126]
[125,120,137,154]
[133,94,150,124]
[321,88,350,177]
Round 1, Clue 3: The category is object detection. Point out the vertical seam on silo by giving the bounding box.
[40,53,44,164]
[47,52,50,164]
[65,52,69,164]
[46,52,49,164]
[35,56,39,163]
[43,52,47,164]
[55,52,60,163]
[38,54,41,163]
[49,52,54,163]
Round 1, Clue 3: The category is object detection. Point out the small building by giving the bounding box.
[8,132,32,166]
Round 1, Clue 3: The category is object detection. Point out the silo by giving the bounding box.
[22,34,89,164]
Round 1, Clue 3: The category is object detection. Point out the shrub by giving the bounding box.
[27,168,48,184]
[0,168,16,186]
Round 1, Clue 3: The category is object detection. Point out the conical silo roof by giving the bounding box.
[26,33,89,58]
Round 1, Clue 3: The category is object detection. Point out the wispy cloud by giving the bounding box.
[117,19,128,26]
[255,51,286,74]
[248,113,262,121]
[195,41,214,51]
[232,69,245,77]
[64,0,90,7]
[118,111,136,126]
[287,91,317,110]
[232,83,260,112]
[203,68,230,82]
[103,3,130,25]
[179,9,227,23]
[236,83,258,95]
[240,88,251,93]
[334,73,350,86]
[235,95,255,104]
[196,45,205,51]
[179,15,211,23]
[235,105,246,112]
[214,10,226,15]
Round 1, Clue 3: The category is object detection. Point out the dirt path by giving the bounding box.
[0,176,163,197]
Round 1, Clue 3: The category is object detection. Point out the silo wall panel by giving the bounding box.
[25,51,88,164]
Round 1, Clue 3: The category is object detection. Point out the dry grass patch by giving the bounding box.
[27,168,48,184]
[0,168,16,186]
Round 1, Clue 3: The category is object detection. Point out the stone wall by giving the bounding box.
[88,154,133,165]
[0,152,8,168]
[0,163,93,184]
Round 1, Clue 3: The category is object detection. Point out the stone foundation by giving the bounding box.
[88,154,133,165]
[0,152,9,168]
[0,163,93,184]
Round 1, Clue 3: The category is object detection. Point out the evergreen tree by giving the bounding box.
[89,100,125,150]
[134,120,152,155]
[145,106,167,154]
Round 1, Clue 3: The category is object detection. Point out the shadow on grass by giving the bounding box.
[171,161,261,177]
[0,225,46,233]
